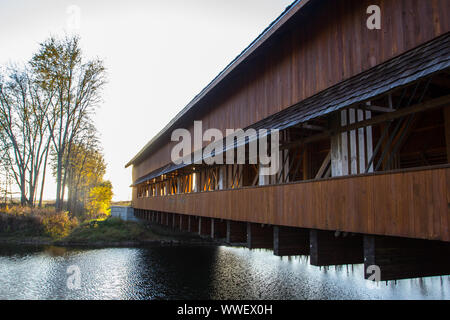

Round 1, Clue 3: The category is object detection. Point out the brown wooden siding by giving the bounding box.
[133,0,450,180]
[134,166,450,242]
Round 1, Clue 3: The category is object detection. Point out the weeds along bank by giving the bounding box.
[0,206,207,246]
[0,206,79,240]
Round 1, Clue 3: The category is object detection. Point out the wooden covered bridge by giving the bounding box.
[127,0,450,280]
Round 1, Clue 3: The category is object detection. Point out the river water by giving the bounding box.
[0,244,449,300]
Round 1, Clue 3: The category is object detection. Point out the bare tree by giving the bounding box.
[31,36,106,210]
[0,131,12,204]
[0,66,53,206]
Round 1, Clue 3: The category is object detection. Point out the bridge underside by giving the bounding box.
[135,203,450,281]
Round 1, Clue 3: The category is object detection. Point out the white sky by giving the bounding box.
[0,0,293,201]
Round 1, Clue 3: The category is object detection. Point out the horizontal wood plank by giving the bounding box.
[134,166,450,242]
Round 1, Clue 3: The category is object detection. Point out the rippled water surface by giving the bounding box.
[0,245,449,300]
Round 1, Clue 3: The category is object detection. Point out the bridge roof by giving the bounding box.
[125,0,312,168]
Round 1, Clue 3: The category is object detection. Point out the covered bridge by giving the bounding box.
[127,0,450,280]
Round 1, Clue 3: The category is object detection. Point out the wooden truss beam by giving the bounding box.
[282,94,450,150]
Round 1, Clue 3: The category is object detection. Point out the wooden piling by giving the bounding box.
[310,229,364,266]
[364,235,450,280]
[247,223,273,249]
[273,226,310,256]
[199,217,212,237]
[211,219,227,239]
[226,220,247,244]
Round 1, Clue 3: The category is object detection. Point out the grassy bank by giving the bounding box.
[62,218,151,243]
[57,218,209,246]
[0,206,209,246]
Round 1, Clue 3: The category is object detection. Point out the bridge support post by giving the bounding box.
[157,212,162,224]
[171,213,175,228]
[167,213,173,227]
[226,220,247,244]
[247,223,273,249]
[180,215,189,231]
[310,229,363,266]
[199,217,212,237]
[211,219,227,239]
[273,226,310,256]
[173,214,180,229]
[364,235,450,280]
[188,216,199,233]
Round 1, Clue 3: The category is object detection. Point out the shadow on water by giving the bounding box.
[0,244,449,300]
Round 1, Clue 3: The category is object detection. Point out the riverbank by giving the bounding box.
[0,217,219,248]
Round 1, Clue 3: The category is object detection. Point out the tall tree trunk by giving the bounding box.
[38,146,49,208]
[55,154,63,210]
[28,171,35,207]
[67,170,73,213]
[61,166,68,211]
[20,175,27,206]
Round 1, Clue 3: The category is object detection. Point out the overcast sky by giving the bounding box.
[0,0,293,201]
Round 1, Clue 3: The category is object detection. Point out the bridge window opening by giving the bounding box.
[323,74,450,176]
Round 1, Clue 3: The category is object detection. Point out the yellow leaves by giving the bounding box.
[42,211,78,239]
[86,181,113,219]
